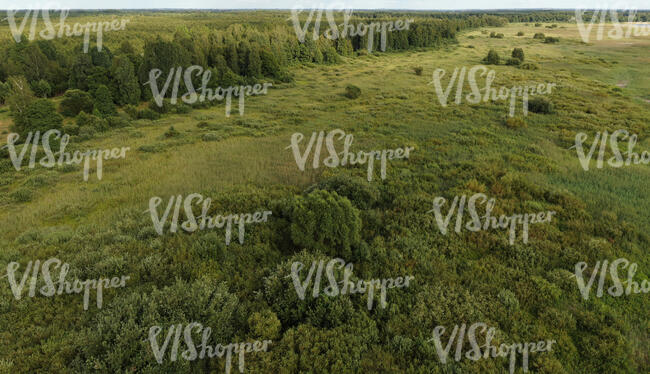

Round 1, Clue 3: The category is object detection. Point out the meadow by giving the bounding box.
[0,10,648,374]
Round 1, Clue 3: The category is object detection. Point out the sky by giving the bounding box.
[0,0,648,10]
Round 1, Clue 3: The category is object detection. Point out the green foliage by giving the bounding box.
[6,75,35,119]
[30,80,51,98]
[248,310,281,340]
[483,49,501,65]
[544,36,560,43]
[305,175,379,210]
[527,96,554,113]
[93,85,117,117]
[11,98,63,137]
[534,32,546,39]
[520,62,539,70]
[512,47,525,62]
[75,111,108,132]
[0,81,10,104]
[344,84,361,99]
[517,31,525,36]
[263,251,357,327]
[288,190,361,258]
[506,57,522,66]
[503,116,527,128]
[72,279,239,373]
[413,66,423,75]
[60,89,94,117]
[110,55,141,106]
[164,126,180,138]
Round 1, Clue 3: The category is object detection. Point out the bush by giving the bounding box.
[76,111,108,132]
[11,187,33,203]
[137,108,161,120]
[520,62,539,70]
[344,84,361,99]
[490,33,504,38]
[31,80,51,98]
[202,132,221,142]
[534,33,546,40]
[73,279,238,373]
[173,103,191,114]
[506,58,522,66]
[503,116,527,128]
[289,190,361,258]
[123,104,139,119]
[413,66,423,76]
[305,175,380,210]
[512,48,525,62]
[517,31,525,36]
[11,99,63,137]
[149,99,173,114]
[77,125,96,140]
[483,49,501,65]
[61,123,80,136]
[60,89,94,117]
[163,126,179,138]
[535,23,542,27]
[527,97,554,114]
[544,36,560,43]
[107,116,130,128]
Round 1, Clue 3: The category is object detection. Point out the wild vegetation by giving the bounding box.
[0,9,648,374]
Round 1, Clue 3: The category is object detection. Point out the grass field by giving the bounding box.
[0,16,648,373]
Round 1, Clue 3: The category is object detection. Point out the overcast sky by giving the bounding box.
[0,0,647,10]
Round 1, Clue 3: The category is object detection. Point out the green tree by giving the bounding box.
[259,48,280,78]
[6,75,35,120]
[225,43,240,75]
[289,190,361,258]
[246,47,263,78]
[11,99,63,137]
[0,81,11,104]
[93,85,117,117]
[31,79,51,98]
[483,49,501,65]
[512,47,525,61]
[68,53,95,91]
[110,56,141,105]
[60,89,94,117]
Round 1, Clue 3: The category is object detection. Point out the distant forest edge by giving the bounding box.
[0,9,648,137]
